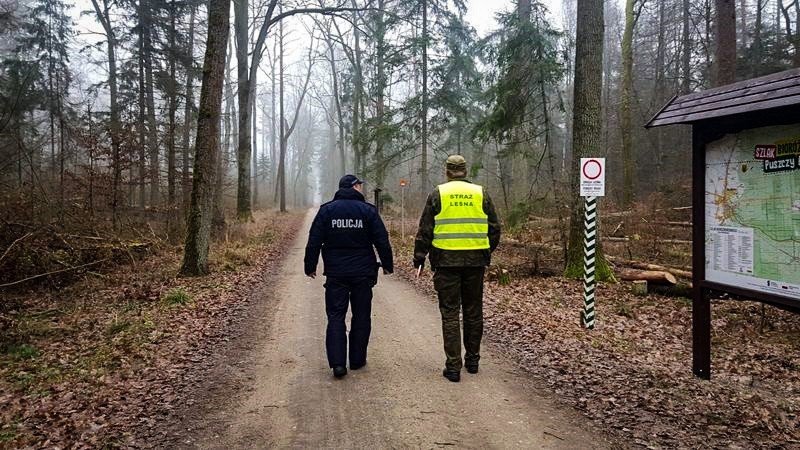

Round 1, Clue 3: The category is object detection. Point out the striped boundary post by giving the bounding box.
[581,196,597,329]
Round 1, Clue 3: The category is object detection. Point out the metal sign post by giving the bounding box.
[582,196,598,329]
[579,158,605,330]
[400,179,407,239]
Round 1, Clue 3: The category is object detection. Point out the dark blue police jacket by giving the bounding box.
[304,188,394,278]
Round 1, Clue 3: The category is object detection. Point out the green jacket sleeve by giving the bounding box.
[413,189,439,268]
[484,192,501,252]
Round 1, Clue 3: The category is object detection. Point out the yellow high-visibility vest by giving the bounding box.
[432,181,490,250]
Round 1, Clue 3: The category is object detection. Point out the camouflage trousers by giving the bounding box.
[433,266,485,372]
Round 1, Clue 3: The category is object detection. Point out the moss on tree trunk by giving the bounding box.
[564,0,614,283]
[179,0,230,276]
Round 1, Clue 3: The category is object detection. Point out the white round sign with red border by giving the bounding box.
[580,158,605,197]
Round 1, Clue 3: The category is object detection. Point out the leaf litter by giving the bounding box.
[0,211,306,448]
[394,235,800,449]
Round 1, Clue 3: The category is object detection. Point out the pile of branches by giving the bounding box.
[0,220,153,293]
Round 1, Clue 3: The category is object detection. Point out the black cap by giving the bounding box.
[338,174,365,188]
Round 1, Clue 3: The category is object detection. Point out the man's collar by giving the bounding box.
[333,188,366,201]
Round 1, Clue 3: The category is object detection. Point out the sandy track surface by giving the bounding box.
[180,211,610,449]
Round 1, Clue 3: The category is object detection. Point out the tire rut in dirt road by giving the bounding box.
[183,210,612,449]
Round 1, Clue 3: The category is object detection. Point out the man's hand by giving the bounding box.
[307,272,316,279]
[413,259,424,278]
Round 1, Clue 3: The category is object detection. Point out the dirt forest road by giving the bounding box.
[180,211,611,449]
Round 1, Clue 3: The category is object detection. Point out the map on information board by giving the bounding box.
[705,124,800,301]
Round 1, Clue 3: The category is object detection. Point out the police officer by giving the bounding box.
[304,174,394,378]
[413,155,501,382]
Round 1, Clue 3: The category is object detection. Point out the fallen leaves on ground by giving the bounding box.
[0,211,306,448]
[395,236,800,449]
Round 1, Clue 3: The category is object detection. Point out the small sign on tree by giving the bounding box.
[580,158,606,197]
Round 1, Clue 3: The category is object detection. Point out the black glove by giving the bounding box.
[413,258,425,270]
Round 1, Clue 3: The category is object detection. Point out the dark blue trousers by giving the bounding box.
[324,277,374,368]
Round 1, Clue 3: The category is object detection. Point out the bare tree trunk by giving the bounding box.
[278,9,287,212]
[327,96,337,189]
[252,76,259,209]
[739,0,748,50]
[779,0,800,67]
[703,0,714,85]
[57,75,65,222]
[47,15,55,184]
[374,0,387,190]
[753,0,763,75]
[620,0,635,207]
[713,0,737,86]
[137,14,147,208]
[323,24,346,177]
[352,1,365,175]
[180,0,231,276]
[796,0,800,67]
[234,0,253,221]
[143,0,160,206]
[90,0,122,225]
[278,33,316,212]
[167,0,179,234]
[87,103,95,215]
[565,0,612,281]
[420,0,428,189]
[654,0,666,186]
[213,38,235,237]
[682,0,692,93]
[270,38,277,198]
[181,3,197,211]
[261,90,269,205]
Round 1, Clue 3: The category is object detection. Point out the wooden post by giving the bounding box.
[400,181,405,239]
[374,188,382,214]
[692,125,711,380]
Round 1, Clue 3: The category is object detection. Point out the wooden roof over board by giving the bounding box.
[645,67,800,128]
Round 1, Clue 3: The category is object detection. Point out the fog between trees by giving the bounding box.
[1,0,798,275]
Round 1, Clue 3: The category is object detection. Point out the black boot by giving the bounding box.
[333,366,347,378]
[442,369,460,382]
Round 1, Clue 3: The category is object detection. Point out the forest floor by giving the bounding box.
[165,210,611,449]
[2,202,798,448]
[0,210,305,447]
[387,199,800,449]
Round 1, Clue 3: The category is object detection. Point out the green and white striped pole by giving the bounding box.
[581,195,597,329]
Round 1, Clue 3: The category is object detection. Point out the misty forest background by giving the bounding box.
[1,0,799,279]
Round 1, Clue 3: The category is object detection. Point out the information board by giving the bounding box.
[705,124,800,301]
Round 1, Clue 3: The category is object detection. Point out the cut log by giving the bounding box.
[661,239,692,245]
[648,282,693,298]
[606,210,635,217]
[618,269,677,285]
[655,206,692,212]
[654,221,693,228]
[607,256,692,279]
[604,236,691,245]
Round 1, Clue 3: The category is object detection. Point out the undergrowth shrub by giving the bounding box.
[161,288,193,307]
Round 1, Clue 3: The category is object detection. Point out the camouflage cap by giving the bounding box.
[445,154,467,171]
